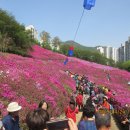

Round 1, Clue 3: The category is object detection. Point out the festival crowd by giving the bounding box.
[0,70,130,130]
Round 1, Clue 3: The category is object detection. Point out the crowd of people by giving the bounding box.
[65,70,130,130]
[0,101,112,130]
[66,70,114,111]
[0,70,129,130]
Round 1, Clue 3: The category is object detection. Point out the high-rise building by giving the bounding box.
[118,44,125,62]
[117,37,130,62]
[96,46,104,54]
[112,48,118,62]
[106,46,113,59]
[25,25,38,40]
[125,38,130,61]
[97,36,130,62]
[96,46,118,62]
[103,47,107,58]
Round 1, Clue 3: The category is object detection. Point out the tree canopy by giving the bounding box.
[40,31,52,50]
[116,60,130,72]
[0,9,34,56]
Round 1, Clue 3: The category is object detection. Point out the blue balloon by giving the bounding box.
[83,0,96,10]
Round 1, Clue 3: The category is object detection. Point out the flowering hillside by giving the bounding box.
[0,45,130,120]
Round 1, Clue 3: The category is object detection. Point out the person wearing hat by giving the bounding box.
[102,96,110,110]
[2,102,22,130]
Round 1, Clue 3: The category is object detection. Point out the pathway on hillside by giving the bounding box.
[76,112,120,130]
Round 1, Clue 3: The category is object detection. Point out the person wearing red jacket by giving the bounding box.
[102,96,110,110]
[76,92,83,111]
[65,99,78,123]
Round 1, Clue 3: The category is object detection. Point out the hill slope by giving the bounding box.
[62,40,96,51]
[0,45,130,119]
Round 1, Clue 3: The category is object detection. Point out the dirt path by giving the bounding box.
[76,112,120,130]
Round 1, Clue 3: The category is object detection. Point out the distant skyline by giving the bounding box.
[1,0,130,48]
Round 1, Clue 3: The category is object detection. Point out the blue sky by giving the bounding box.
[0,0,130,47]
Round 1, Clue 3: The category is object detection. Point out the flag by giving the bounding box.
[68,46,74,56]
[63,46,74,65]
[69,46,74,51]
[83,0,96,10]
[68,50,74,56]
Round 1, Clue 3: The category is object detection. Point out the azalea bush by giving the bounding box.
[0,49,75,120]
[0,45,130,125]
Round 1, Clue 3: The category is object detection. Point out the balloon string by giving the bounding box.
[73,9,85,41]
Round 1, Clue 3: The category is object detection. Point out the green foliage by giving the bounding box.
[59,44,70,55]
[0,9,33,56]
[91,52,108,65]
[123,61,130,71]
[73,47,109,65]
[41,42,52,50]
[121,60,130,72]
[52,36,61,49]
[0,32,13,52]
[40,31,52,50]
[116,61,123,69]
[107,58,115,67]
[59,44,116,66]
[40,31,51,44]
[116,61,130,72]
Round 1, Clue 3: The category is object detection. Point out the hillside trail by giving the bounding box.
[76,112,120,130]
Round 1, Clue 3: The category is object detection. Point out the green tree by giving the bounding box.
[107,58,115,67]
[0,32,13,52]
[52,36,61,49]
[90,51,107,64]
[74,49,108,65]
[0,9,33,56]
[73,47,82,58]
[40,31,51,44]
[121,60,130,72]
[116,61,123,69]
[60,44,70,55]
[42,42,52,50]
[26,30,37,44]
[40,31,51,50]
